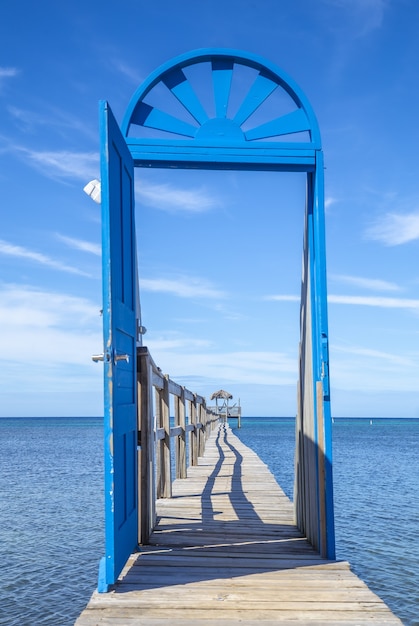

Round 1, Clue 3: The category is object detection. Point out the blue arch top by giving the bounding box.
[121,49,321,171]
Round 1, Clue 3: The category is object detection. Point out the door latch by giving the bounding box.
[91,351,129,364]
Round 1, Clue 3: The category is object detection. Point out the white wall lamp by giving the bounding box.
[83,179,102,204]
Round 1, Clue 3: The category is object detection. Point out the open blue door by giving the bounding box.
[98,101,138,592]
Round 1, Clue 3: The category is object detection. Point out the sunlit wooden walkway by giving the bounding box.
[76,424,402,625]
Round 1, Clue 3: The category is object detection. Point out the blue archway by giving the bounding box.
[98,48,335,591]
[121,48,321,170]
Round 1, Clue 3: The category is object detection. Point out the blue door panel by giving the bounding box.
[98,101,138,591]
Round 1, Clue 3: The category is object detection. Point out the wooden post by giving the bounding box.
[155,386,162,499]
[176,387,187,479]
[204,403,210,442]
[191,394,198,466]
[137,347,156,545]
[159,375,172,498]
[198,402,205,457]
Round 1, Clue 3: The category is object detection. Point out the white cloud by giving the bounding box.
[15,147,99,181]
[265,295,299,302]
[322,0,386,38]
[141,276,226,299]
[0,284,99,326]
[266,293,419,311]
[0,284,102,367]
[325,196,338,210]
[0,238,92,276]
[0,67,19,97]
[0,67,19,79]
[111,59,143,85]
[56,234,101,256]
[333,344,413,367]
[146,335,212,351]
[8,105,97,140]
[366,211,419,245]
[146,346,297,386]
[330,342,419,393]
[136,181,218,213]
[330,274,401,292]
[328,294,419,310]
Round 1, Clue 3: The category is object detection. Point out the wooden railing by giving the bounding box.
[207,404,242,427]
[137,346,219,544]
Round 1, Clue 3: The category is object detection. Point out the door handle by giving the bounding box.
[114,353,129,363]
[91,351,129,364]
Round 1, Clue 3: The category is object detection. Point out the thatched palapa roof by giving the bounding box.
[210,389,233,400]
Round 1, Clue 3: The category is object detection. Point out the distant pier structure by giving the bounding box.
[209,389,241,428]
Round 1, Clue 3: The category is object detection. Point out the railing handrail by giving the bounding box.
[137,346,219,544]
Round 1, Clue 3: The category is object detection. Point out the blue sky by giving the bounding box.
[1,0,419,417]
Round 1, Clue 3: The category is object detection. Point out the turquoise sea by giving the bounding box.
[0,416,417,625]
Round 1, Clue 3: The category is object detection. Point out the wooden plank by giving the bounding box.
[76,425,403,625]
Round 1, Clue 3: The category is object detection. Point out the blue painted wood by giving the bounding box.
[125,140,316,171]
[132,103,198,138]
[117,48,334,560]
[162,68,209,125]
[212,59,234,118]
[121,49,321,153]
[98,101,138,592]
[312,152,335,559]
[244,108,311,141]
[233,71,278,126]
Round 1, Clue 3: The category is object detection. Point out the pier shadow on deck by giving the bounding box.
[76,425,403,625]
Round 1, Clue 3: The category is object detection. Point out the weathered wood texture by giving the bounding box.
[76,425,402,625]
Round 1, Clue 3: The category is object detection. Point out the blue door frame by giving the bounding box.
[98,49,335,590]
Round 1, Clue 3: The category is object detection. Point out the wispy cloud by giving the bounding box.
[136,181,218,213]
[0,238,92,276]
[330,274,401,292]
[320,0,387,83]
[322,0,386,39]
[333,343,414,367]
[0,67,19,80]
[110,59,143,85]
[147,345,297,386]
[141,276,226,299]
[0,283,102,370]
[366,211,419,245]
[14,147,99,181]
[266,292,419,311]
[265,295,299,302]
[56,234,101,256]
[8,105,97,140]
[325,196,338,210]
[0,283,100,328]
[330,340,419,394]
[328,295,419,310]
[146,334,213,351]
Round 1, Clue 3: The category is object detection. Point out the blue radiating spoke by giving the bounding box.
[163,68,209,125]
[234,72,279,126]
[245,108,311,141]
[212,59,234,118]
[130,101,197,138]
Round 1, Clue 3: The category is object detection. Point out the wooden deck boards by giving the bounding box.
[76,424,402,625]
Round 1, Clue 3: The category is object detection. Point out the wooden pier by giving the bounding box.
[76,424,402,625]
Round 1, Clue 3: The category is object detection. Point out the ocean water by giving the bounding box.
[0,416,417,625]
[0,417,104,626]
[234,417,419,626]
